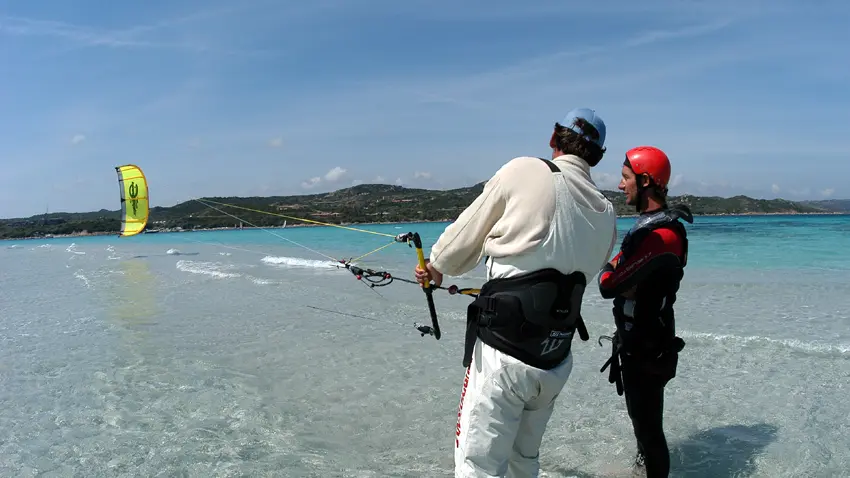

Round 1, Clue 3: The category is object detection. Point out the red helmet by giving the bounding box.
[624,146,671,188]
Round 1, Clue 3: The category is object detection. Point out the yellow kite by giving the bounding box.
[115,164,149,237]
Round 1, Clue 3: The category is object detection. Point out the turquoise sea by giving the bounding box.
[2,214,849,477]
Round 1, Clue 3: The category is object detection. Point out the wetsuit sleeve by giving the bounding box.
[597,228,683,299]
[429,174,506,276]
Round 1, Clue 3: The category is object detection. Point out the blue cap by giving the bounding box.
[559,107,606,147]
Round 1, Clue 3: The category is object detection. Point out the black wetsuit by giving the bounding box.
[597,205,692,477]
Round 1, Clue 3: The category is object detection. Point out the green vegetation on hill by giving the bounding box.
[1,183,845,239]
[801,199,850,213]
[663,194,825,216]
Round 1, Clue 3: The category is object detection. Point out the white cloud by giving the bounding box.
[374,175,386,183]
[592,172,620,190]
[771,183,780,194]
[669,174,684,189]
[821,188,835,197]
[301,177,321,189]
[414,171,432,179]
[384,17,748,111]
[269,137,283,148]
[395,177,404,186]
[351,179,364,186]
[298,166,347,189]
[70,134,86,144]
[0,7,275,57]
[623,19,736,48]
[324,166,347,182]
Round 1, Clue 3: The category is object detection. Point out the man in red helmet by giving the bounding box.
[597,146,692,477]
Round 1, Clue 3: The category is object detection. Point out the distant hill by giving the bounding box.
[0,182,845,239]
[800,199,850,213]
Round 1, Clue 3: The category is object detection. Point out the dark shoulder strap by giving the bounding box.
[538,157,561,173]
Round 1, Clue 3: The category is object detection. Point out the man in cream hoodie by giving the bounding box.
[414,108,618,477]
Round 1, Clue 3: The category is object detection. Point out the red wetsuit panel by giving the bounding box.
[598,228,684,299]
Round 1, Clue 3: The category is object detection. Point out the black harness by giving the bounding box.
[462,158,590,369]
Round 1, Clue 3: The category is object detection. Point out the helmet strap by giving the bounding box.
[635,173,650,213]
[635,184,643,212]
[636,174,666,213]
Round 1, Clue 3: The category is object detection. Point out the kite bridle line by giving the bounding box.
[189,197,481,340]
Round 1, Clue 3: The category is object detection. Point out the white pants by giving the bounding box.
[454,338,574,478]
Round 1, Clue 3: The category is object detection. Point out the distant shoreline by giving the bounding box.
[0,219,450,241]
[3,211,847,242]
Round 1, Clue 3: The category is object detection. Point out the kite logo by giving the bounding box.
[128,181,139,216]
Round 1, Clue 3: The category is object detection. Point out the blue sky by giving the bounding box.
[1,0,848,218]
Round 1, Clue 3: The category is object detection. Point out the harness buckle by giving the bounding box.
[480,296,498,313]
[477,312,494,327]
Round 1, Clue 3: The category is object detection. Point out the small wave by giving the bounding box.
[165,248,199,256]
[66,243,85,255]
[6,245,20,249]
[176,260,241,279]
[74,272,91,288]
[219,252,232,256]
[261,255,341,269]
[247,276,277,285]
[681,331,850,357]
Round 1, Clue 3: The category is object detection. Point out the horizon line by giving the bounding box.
[1,181,848,221]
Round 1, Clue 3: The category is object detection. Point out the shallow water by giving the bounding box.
[2,216,849,477]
